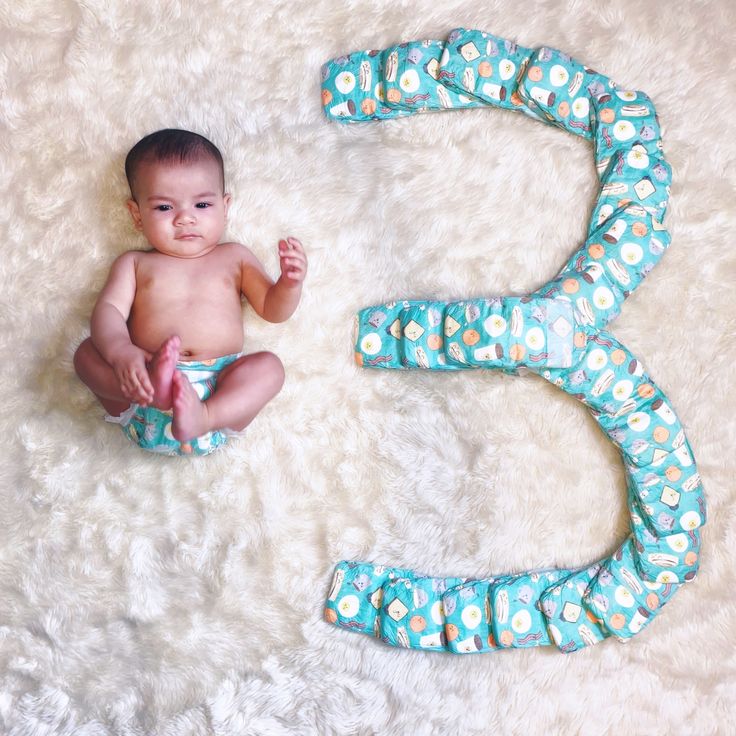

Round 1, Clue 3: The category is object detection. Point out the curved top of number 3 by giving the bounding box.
[320,28,706,654]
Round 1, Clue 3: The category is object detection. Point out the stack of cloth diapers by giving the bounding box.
[320,28,706,654]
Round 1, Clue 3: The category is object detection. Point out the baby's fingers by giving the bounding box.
[284,247,307,264]
[285,236,304,253]
[120,382,143,406]
[122,369,152,405]
[135,367,154,398]
[283,263,306,282]
[279,237,305,256]
[281,246,307,268]
[132,374,154,405]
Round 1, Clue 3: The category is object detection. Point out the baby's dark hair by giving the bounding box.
[125,129,225,200]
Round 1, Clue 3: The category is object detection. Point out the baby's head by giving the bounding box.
[125,129,231,258]
[125,129,225,199]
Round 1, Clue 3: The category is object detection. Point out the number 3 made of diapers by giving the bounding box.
[320,28,705,655]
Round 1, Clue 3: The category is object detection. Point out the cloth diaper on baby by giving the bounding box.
[105,352,242,456]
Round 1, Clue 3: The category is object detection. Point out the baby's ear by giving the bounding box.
[223,193,232,218]
[126,199,143,230]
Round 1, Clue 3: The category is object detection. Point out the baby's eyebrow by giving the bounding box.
[146,192,218,202]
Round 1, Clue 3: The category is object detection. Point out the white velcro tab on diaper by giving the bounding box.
[103,404,136,426]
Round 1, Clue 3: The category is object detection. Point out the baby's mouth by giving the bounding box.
[176,233,201,240]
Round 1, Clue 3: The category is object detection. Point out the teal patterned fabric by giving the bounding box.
[105,353,242,456]
[321,29,705,654]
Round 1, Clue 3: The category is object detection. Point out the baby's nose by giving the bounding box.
[174,209,196,225]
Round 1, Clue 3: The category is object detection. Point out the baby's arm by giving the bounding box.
[240,237,307,323]
[90,252,154,405]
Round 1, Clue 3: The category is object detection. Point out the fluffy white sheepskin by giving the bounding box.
[1,0,734,733]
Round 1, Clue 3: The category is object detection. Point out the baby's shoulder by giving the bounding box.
[217,241,249,252]
[108,248,145,274]
[217,241,257,263]
[101,249,147,289]
[112,248,152,265]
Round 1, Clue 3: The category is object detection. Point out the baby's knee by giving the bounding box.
[262,351,285,392]
[72,337,94,377]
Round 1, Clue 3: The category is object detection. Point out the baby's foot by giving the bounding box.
[171,370,211,442]
[148,335,180,410]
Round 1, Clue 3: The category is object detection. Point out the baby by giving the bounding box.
[74,129,307,455]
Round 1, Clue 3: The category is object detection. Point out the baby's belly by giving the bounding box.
[128,305,245,360]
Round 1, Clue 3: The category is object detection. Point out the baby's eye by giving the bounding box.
[155,204,172,211]
[195,202,212,209]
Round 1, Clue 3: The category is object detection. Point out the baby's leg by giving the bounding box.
[171,352,285,442]
[73,338,131,416]
[74,336,180,415]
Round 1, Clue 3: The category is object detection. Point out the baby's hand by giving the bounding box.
[278,237,307,285]
[110,344,155,406]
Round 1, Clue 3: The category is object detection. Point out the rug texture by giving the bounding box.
[1,1,735,734]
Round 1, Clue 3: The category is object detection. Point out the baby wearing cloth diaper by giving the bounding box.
[74,129,307,455]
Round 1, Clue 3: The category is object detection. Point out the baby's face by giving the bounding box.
[127,158,231,258]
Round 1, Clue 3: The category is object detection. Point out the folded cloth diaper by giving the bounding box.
[104,352,242,456]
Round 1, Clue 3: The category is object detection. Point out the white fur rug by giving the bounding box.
[2,1,735,733]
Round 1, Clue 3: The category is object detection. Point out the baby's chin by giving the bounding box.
[150,239,220,258]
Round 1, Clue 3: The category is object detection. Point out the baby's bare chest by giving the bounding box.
[133,252,241,310]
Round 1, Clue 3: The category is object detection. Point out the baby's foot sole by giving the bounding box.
[149,336,180,410]
[171,370,211,442]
